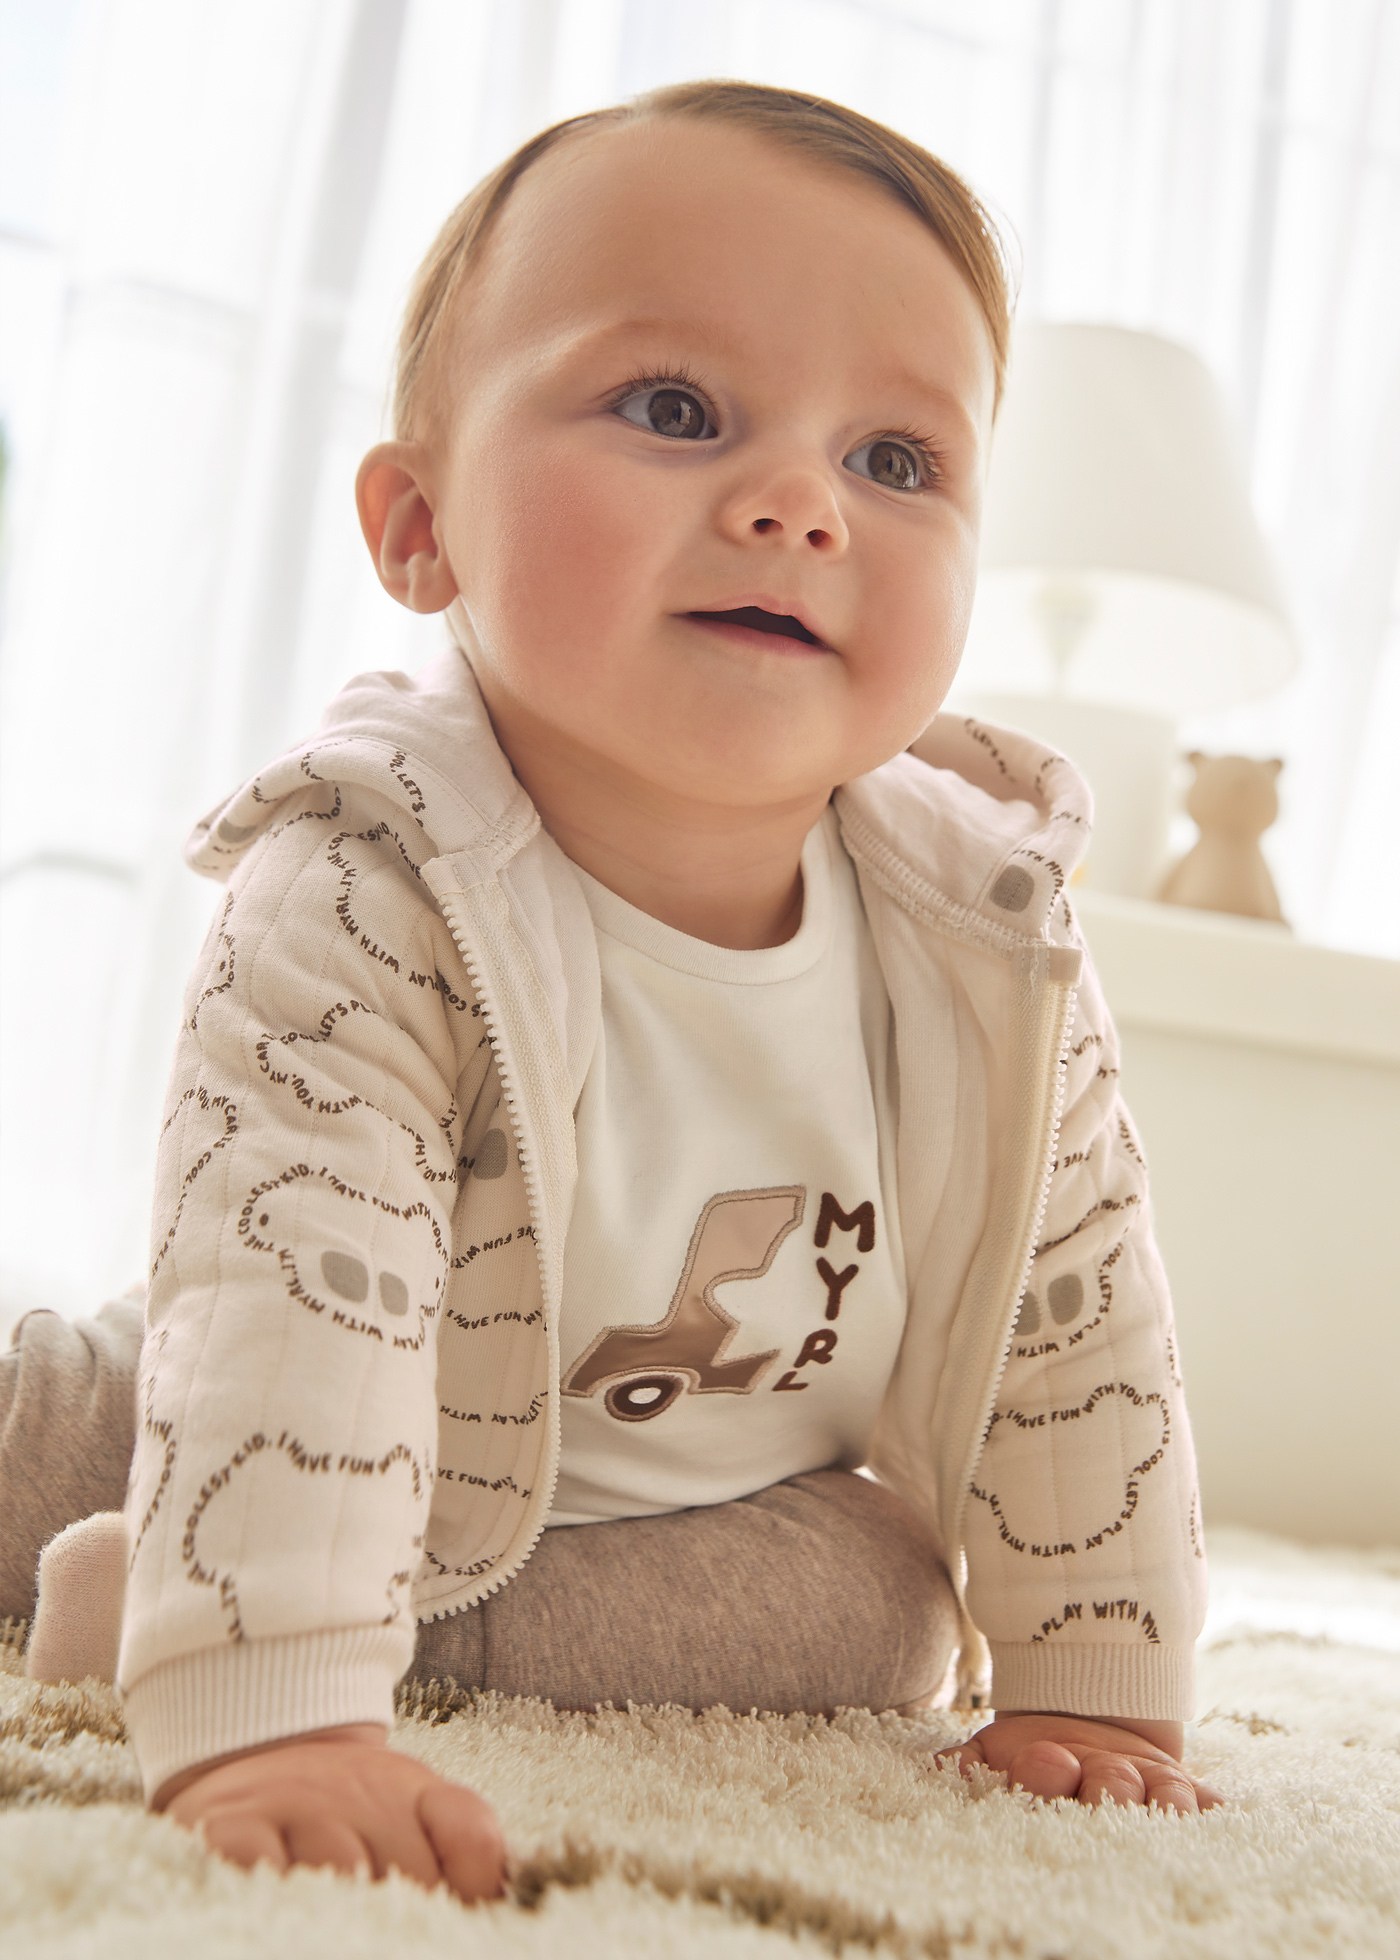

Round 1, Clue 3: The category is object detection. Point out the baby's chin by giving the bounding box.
[603,729,841,815]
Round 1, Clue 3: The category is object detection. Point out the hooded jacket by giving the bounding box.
[81,643,1204,1799]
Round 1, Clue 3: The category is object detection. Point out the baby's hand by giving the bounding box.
[152,1723,510,1903]
[933,1711,1225,1814]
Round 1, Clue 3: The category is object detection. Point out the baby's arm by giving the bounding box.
[935,1712,1224,1813]
[152,1723,510,1902]
[953,932,1213,1802]
[118,775,489,1829]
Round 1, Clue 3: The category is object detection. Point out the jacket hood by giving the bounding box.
[186,642,1094,947]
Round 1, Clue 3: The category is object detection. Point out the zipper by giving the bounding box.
[427,885,563,1614]
[834,801,1085,1706]
[947,952,1080,1703]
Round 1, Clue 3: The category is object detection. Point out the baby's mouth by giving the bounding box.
[684,606,827,649]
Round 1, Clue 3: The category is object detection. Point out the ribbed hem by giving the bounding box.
[986,1642,1196,1723]
[119,1626,407,1806]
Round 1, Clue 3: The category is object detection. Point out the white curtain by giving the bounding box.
[2,0,1397,1317]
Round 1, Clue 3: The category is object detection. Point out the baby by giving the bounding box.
[4,79,1221,1903]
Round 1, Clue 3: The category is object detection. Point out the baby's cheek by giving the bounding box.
[498,457,650,655]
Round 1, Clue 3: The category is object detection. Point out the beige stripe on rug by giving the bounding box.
[2,1524,1398,1959]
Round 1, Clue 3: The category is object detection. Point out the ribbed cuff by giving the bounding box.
[986,1641,1196,1722]
[119,1626,407,1806]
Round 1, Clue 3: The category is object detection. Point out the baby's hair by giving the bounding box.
[390,77,1020,445]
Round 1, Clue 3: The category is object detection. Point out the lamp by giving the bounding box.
[948,322,1300,898]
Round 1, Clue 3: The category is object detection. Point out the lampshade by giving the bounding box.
[959,322,1300,716]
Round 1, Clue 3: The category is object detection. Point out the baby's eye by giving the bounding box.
[848,436,933,494]
[612,377,712,441]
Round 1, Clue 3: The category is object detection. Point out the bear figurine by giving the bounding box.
[1154,751,1290,929]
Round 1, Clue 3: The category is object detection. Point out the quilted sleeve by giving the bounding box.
[116,780,478,1803]
[963,924,1209,1722]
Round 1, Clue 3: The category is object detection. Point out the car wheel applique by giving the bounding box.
[561,1187,804,1421]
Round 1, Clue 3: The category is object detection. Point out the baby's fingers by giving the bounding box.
[195,1809,290,1876]
[1139,1762,1227,1815]
[416,1780,510,1906]
[281,1816,373,1880]
[1077,1752,1147,1809]
[1006,1740,1082,1802]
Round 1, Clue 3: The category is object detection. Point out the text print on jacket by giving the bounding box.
[111,643,1207,1796]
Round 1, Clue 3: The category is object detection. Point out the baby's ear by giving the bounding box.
[354,441,458,613]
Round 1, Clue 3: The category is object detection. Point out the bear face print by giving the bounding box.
[236,1161,449,1351]
[149,1084,241,1282]
[145,1406,430,1646]
[255,996,461,1192]
[969,1379,1172,1559]
[187,897,238,1035]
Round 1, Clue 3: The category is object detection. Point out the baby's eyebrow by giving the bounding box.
[566,316,978,441]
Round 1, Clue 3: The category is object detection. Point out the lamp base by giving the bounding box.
[945,690,1180,901]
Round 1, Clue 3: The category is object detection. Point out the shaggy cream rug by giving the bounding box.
[2,1523,1397,1959]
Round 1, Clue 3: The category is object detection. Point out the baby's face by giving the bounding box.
[419,115,995,812]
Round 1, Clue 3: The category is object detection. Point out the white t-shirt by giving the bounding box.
[548,802,908,1526]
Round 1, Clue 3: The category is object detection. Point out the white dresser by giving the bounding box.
[1072,889,1400,1547]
